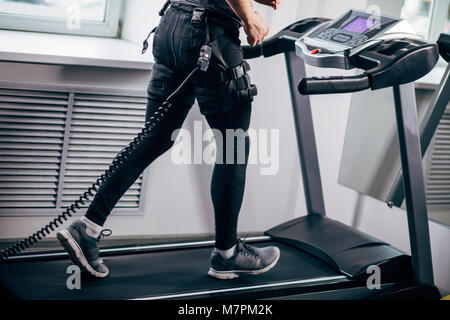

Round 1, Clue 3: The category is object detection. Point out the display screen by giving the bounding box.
[342,17,375,34]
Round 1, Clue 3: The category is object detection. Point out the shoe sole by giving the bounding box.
[57,229,108,278]
[208,247,281,280]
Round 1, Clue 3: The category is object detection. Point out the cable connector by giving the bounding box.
[198,44,213,72]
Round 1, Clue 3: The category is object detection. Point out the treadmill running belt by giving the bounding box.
[0,242,346,300]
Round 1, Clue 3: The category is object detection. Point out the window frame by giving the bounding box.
[0,0,122,38]
[427,0,449,42]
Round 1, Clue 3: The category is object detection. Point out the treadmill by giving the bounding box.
[0,10,442,300]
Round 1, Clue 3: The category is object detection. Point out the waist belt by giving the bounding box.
[142,1,257,105]
[171,2,241,25]
[142,1,240,55]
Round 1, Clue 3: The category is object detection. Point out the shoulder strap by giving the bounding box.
[204,16,228,70]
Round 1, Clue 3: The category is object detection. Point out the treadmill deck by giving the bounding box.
[0,241,348,300]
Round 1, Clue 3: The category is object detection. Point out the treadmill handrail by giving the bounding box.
[242,18,330,59]
[298,74,370,95]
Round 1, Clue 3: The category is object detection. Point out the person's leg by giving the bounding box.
[204,104,252,251]
[195,19,280,279]
[57,4,205,278]
[58,5,202,278]
[84,63,194,227]
[202,97,280,280]
[58,62,195,278]
[83,5,201,229]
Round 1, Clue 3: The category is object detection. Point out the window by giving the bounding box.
[445,3,450,32]
[401,0,434,39]
[0,0,122,37]
[426,1,450,225]
[425,106,450,225]
[401,1,450,225]
[401,0,450,42]
[428,0,450,40]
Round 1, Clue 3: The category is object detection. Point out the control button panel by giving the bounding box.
[309,10,401,49]
[331,33,353,43]
[315,28,336,41]
[348,36,368,47]
[315,28,366,47]
[296,10,403,70]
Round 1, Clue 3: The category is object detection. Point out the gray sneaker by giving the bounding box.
[57,219,110,278]
[208,239,281,280]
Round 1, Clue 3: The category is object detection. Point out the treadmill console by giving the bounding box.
[241,11,438,95]
[296,9,402,69]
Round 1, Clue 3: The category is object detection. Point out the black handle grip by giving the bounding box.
[242,37,294,59]
[298,74,370,95]
[242,44,263,59]
[242,18,330,60]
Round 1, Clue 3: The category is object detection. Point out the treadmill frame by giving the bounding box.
[0,18,440,300]
[282,51,435,285]
[387,63,450,207]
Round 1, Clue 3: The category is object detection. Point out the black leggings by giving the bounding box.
[85,6,252,250]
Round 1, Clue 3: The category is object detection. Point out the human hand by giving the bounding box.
[243,11,270,46]
[254,0,282,10]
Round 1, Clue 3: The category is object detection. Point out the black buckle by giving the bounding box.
[220,61,251,82]
[231,65,245,79]
[191,8,206,27]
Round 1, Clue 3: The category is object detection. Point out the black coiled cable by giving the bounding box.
[0,66,200,262]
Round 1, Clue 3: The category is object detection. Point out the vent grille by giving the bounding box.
[426,106,450,207]
[62,93,147,208]
[0,89,68,208]
[0,88,148,214]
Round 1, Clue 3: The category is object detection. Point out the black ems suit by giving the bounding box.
[85,1,257,250]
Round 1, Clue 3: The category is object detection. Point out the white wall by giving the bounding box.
[0,0,448,291]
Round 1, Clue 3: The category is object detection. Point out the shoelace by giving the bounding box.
[238,238,259,258]
[95,229,112,264]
